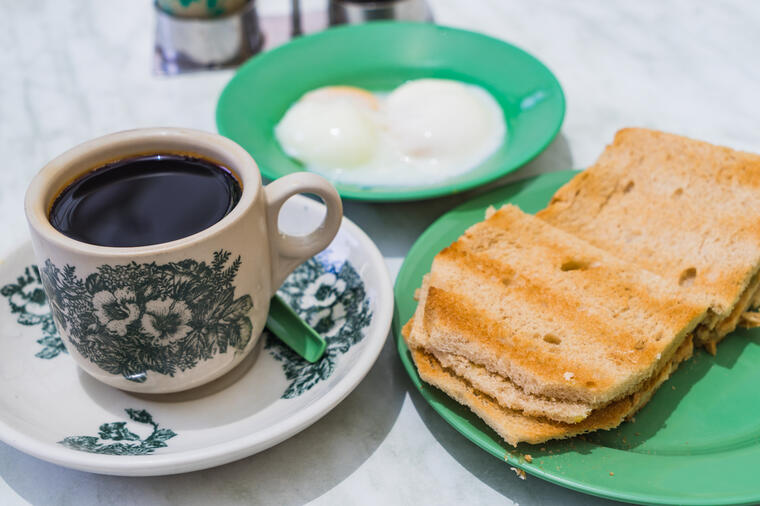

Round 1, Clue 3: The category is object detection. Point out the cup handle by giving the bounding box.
[264,173,343,293]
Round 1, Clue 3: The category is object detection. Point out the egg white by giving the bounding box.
[274,79,506,187]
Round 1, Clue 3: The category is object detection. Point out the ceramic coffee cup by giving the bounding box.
[25,128,342,393]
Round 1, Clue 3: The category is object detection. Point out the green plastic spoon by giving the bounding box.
[266,295,326,363]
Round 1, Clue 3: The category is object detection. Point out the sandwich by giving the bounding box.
[538,128,760,354]
[403,204,707,445]
[406,340,693,446]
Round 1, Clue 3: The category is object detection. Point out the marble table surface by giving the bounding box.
[2,0,759,504]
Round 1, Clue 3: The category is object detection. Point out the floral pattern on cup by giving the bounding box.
[141,298,193,345]
[265,255,372,399]
[2,253,372,399]
[92,288,141,337]
[39,251,253,383]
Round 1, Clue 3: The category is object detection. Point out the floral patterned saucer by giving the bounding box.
[0,195,392,476]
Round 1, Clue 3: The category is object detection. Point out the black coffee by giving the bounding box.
[49,154,242,247]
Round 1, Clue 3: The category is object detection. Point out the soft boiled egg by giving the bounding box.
[275,86,379,169]
[386,79,504,162]
[274,79,506,186]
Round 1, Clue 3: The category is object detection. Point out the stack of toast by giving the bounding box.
[402,128,760,445]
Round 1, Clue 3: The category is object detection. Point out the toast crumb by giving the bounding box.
[510,467,526,480]
[672,385,676,390]
[609,472,614,476]
[635,432,640,436]
[540,447,546,452]
[525,454,533,463]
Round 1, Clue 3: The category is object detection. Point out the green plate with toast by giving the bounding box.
[216,22,564,201]
[393,170,760,505]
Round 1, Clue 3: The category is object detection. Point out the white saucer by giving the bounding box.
[0,196,392,476]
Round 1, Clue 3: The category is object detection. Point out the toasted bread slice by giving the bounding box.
[409,270,696,424]
[408,276,593,423]
[408,205,707,407]
[408,336,693,446]
[538,128,760,348]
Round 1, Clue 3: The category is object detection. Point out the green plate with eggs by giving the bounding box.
[393,170,760,505]
[216,22,564,201]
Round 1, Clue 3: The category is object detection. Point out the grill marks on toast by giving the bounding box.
[423,281,619,401]
[411,280,699,422]
[408,276,601,423]
[438,237,682,361]
[416,205,705,406]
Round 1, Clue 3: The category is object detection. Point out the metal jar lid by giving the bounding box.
[328,0,432,25]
